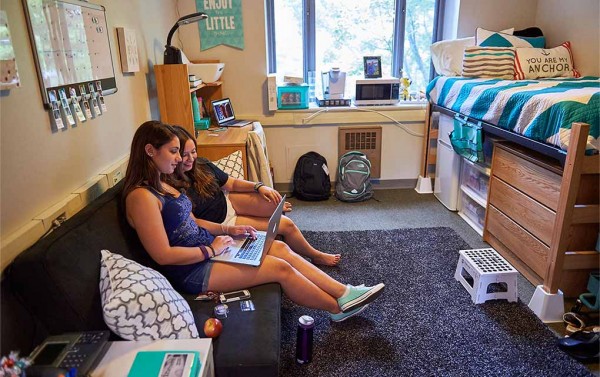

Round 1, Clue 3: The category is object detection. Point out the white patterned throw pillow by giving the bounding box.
[99,250,199,340]
[213,150,244,180]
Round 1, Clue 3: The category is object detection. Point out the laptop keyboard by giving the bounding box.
[235,233,266,260]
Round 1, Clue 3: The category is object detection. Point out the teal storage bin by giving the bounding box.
[194,117,210,131]
[277,84,309,109]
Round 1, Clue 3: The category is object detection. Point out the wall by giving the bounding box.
[0,1,176,238]
[535,0,599,76]
[455,0,538,37]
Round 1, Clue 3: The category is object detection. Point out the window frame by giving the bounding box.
[266,0,444,83]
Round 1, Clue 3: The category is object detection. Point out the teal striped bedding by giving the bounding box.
[426,76,599,152]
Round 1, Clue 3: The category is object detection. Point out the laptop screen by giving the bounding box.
[212,98,236,124]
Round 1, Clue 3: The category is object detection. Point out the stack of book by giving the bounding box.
[189,74,203,88]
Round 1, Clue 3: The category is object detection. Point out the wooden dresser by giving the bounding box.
[484,142,599,296]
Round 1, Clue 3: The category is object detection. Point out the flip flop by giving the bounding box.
[563,312,588,334]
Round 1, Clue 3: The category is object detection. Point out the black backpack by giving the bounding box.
[292,152,331,201]
[334,151,374,202]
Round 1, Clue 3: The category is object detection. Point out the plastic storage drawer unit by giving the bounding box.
[459,191,486,235]
[460,159,490,203]
[277,84,309,109]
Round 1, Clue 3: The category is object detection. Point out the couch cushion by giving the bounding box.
[100,250,199,340]
[185,284,281,377]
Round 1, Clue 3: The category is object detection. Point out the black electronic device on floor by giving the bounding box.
[26,330,111,377]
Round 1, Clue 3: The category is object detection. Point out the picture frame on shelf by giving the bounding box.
[363,56,381,78]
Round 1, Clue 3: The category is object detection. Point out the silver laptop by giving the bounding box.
[211,195,286,266]
[211,98,252,127]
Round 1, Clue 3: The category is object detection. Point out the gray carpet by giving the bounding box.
[279,228,592,376]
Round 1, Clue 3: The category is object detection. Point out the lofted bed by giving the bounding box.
[426,75,599,302]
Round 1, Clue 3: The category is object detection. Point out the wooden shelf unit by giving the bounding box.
[154,63,223,137]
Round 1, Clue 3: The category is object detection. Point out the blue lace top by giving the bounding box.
[144,187,215,285]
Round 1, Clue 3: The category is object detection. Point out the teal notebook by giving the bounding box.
[127,350,201,377]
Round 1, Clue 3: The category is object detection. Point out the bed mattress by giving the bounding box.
[426,76,599,152]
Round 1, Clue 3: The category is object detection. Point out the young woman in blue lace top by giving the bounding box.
[122,120,384,322]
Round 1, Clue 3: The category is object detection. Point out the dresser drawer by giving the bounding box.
[488,177,556,246]
[486,205,549,278]
[492,147,561,211]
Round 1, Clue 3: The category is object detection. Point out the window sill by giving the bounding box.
[253,101,428,127]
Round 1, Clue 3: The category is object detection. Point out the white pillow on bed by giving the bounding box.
[431,28,514,76]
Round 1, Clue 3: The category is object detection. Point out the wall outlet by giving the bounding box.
[101,155,129,188]
[33,203,68,231]
[113,170,122,185]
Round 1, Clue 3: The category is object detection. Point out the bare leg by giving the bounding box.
[228,192,281,217]
[265,241,346,297]
[230,192,341,266]
[206,243,343,313]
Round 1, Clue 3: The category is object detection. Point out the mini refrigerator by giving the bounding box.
[434,114,461,210]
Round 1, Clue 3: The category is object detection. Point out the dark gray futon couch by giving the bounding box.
[1,181,281,377]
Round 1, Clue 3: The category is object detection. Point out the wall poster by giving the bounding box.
[22,0,117,108]
[0,10,20,89]
[196,0,244,51]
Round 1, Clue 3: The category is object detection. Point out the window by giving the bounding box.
[266,0,440,100]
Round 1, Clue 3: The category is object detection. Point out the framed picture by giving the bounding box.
[363,56,382,78]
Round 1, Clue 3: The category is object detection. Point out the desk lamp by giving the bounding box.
[164,12,208,64]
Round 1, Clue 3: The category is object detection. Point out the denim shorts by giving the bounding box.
[178,260,214,294]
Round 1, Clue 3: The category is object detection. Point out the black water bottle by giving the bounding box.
[295,315,314,364]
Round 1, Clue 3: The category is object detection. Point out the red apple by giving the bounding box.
[204,317,223,338]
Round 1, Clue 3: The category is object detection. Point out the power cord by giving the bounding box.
[36,214,67,242]
[300,106,426,137]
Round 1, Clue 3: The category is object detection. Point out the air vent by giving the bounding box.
[338,126,382,178]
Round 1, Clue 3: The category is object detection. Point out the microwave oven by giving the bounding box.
[354,78,400,105]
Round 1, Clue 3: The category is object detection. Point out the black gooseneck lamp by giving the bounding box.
[164,12,208,64]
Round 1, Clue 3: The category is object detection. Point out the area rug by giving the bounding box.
[279,227,592,376]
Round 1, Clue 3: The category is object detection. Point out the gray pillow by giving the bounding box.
[99,250,199,340]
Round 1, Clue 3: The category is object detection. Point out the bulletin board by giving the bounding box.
[22,0,117,108]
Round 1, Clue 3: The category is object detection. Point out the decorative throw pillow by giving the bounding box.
[462,46,516,79]
[514,42,580,80]
[99,250,199,340]
[477,28,545,48]
[213,150,244,180]
[430,28,514,76]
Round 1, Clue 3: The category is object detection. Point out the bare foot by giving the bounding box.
[283,201,292,213]
[312,252,341,266]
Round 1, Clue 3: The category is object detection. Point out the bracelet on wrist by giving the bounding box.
[207,245,216,258]
[253,182,265,192]
[199,246,210,260]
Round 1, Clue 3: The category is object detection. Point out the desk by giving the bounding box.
[196,126,251,178]
[91,339,214,377]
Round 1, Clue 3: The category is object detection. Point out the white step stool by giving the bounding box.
[454,248,518,304]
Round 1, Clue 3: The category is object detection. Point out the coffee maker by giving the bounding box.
[321,68,346,99]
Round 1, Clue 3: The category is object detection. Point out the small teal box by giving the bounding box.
[277,83,309,109]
